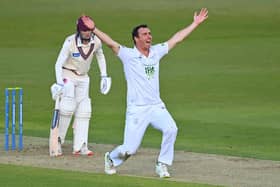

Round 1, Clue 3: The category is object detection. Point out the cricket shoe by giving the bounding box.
[104,152,116,175]
[73,143,94,156]
[155,162,170,178]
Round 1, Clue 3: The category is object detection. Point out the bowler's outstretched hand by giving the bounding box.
[82,16,95,30]
[193,8,208,25]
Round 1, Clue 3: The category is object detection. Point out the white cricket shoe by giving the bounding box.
[73,143,94,156]
[104,152,116,175]
[155,162,170,178]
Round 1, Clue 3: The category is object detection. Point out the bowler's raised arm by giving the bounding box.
[94,28,121,55]
[167,8,208,51]
[82,16,121,55]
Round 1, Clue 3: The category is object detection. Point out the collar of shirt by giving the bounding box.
[76,35,95,47]
[133,46,155,59]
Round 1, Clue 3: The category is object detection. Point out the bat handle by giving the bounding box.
[55,97,60,110]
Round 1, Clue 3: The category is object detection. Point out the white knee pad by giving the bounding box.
[73,118,90,151]
[73,98,92,151]
[58,115,72,144]
[59,97,76,144]
[75,98,91,118]
[60,97,76,116]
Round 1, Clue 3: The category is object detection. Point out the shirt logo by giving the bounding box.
[72,52,80,57]
[144,65,155,80]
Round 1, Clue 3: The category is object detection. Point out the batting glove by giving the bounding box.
[100,76,112,95]
[50,83,64,100]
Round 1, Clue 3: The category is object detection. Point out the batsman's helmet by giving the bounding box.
[76,15,94,32]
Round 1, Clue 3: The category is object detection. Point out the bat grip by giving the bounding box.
[55,97,60,110]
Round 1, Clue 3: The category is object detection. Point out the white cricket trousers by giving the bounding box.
[110,103,178,166]
[58,73,92,151]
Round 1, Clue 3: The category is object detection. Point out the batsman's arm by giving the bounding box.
[55,39,71,85]
[167,8,208,51]
[95,46,108,77]
[93,28,120,55]
[95,45,112,95]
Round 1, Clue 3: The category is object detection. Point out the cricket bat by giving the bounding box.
[49,97,60,156]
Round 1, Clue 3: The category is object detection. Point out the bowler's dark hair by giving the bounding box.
[132,24,149,44]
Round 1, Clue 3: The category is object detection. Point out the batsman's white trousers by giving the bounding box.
[110,103,178,166]
[59,71,92,151]
[62,71,90,102]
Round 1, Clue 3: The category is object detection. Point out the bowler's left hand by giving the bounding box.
[193,8,208,25]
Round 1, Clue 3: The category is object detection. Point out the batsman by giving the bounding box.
[50,15,111,156]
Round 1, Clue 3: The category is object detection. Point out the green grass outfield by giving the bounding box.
[0,0,279,160]
[0,164,217,187]
[0,0,279,185]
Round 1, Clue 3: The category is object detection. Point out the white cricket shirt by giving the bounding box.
[118,42,168,106]
[55,34,103,84]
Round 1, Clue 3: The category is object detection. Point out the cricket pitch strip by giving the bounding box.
[0,136,279,187]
